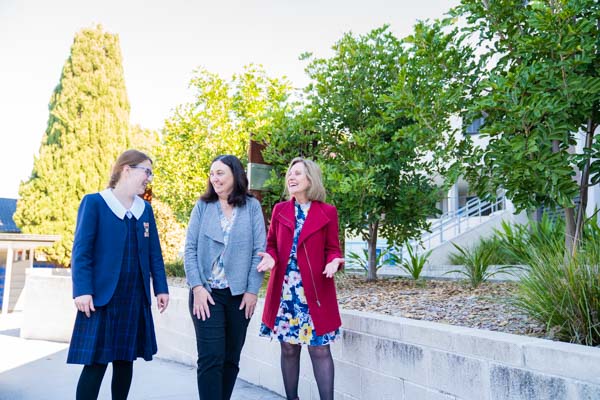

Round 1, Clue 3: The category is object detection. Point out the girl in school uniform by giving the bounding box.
[67,149,169,400]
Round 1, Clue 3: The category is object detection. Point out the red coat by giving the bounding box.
[261,199,343,336]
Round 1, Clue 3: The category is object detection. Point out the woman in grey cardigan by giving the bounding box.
[184,154,266,400]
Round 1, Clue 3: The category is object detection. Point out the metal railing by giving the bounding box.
[344,193,508,264]
[406,193,507,255]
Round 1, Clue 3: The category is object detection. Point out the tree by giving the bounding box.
[253,98,322,217]
[454,0,600,253]
[388,19,477,187]
[129,124,160,157]
[301,26,456,281]
[14,25,131,266]
[154,64,291,222]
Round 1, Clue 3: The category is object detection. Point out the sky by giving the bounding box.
[0,0,458,198]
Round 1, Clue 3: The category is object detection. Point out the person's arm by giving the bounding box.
[147,204,169,312]
[184,201,209,290]
[71,195,99,317]
[323,205,344,278]
[265,204,280,264]
[257,203,279,272]
[239,199,266,318]
[246,199,266,294]
[148,204,168,294]
[71,195,98,298]
[185,201,215,320]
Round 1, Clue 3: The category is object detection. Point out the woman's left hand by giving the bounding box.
[239,292,258,319]
[157,293,170,313]
[323,258,345,278]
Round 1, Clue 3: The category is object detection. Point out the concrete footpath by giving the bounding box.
[0,312,283,400]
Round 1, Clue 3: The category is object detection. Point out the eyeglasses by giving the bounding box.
[129,165,153,178]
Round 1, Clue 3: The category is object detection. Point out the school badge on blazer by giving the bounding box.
[144,222,150,237]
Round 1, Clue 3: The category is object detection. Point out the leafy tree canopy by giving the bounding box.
[154,64,292,221]
[14,25,132,266]
[453,0,600,248]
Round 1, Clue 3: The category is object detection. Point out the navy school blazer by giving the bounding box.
[71,193,169,307]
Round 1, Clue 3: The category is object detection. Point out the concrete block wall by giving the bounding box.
[156,286,600,400]
[20,268,74,342]
[21,272,600,399]
[5,260,30,312]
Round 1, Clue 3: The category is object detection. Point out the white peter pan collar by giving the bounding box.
[99,189,145,220]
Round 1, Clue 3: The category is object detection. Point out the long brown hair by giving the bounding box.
[108,149,152,188]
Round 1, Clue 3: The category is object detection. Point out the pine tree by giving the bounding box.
[14,25,131,266]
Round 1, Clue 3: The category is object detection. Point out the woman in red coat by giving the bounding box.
[258,157,344,400]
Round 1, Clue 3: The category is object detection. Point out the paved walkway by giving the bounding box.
[0,312,282,400]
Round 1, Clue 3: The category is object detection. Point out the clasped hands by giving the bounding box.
[191,286,257,321]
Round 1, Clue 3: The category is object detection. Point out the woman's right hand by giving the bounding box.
[74,295,95,318]
[192,286,215,321]
[256,251,275,272]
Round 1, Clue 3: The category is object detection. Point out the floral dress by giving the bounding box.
[259,202,339,345]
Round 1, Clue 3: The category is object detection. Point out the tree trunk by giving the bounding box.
[565,207,576,256]
[573,114,598,254]
[366,221,379,281]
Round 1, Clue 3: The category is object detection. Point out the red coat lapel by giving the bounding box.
[273,200,295,231]
[298,201,329,246]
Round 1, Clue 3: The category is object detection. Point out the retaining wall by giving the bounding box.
[21,270,600,399]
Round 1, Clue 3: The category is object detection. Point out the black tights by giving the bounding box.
[280,342,334,400]
[76,360,133,400]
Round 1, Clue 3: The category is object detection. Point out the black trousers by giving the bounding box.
[188,288,250,400]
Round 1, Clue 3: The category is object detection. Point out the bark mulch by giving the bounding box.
[335,274,548,338]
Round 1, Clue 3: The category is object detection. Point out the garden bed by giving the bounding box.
[335,274,548,338]
[168,274,549,339]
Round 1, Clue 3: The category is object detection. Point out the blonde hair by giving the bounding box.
[108,149,152,188]
[286,157,326,202]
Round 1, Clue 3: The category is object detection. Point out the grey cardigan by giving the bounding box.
[184,196,266,295]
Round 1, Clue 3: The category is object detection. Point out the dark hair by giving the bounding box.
[200,154,251,206]
[108,149,152,188]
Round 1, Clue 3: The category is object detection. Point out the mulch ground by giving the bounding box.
[335,274,548,338]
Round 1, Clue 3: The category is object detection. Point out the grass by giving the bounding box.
[514,236,600,345]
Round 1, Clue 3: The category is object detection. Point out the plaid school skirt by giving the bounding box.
[67,217,157,365]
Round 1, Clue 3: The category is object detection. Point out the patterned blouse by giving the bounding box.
[208,204,237,289]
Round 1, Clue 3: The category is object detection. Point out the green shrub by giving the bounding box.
[448,236,516,266]
[400,243,431,280]
[494,214,565,266]
[447,242,515,288]
[515,236,600,346]
[165,258,185,277]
